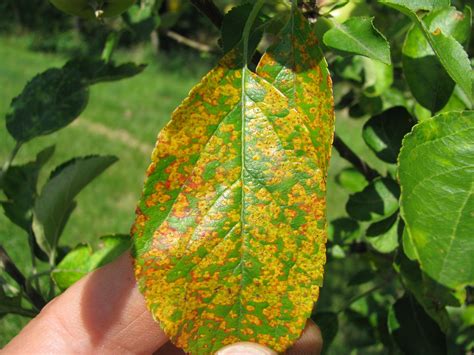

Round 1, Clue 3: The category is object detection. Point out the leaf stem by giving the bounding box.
[0,141,22,182]
[101,31,120,63]
[0,245,46,311]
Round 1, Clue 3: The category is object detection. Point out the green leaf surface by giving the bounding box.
[33,155,117,259]
[361,57,393,97]
[346,177,400,222]
[399,111,474,290]
[0,146,54,231]
[335,167,368,193]
[362,106,415,164]
[379,0,450,12]
[365,213,400,253]
[5,68,89,143]
[388,293,447,354]
[380,0,473,104]
[52,234,130,290]
[403,6,472,112]
[323,17,391,65]
[132,10,334,353]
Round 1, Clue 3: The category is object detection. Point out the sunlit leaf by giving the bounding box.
[132,10,334,353]
[52,234,130,291]
[323,17,391,65]
[399,111,474,290]
[365,213,400,253]
[378,0,450,12]
[335,167,367,193]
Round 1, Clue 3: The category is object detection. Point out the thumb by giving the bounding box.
[216,342,277,355]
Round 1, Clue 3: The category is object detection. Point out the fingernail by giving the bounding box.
[216,342,277,355]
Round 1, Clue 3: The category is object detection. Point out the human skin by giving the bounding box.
[1,253,322,354]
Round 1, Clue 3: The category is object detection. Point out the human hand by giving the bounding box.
[2,253,322,354]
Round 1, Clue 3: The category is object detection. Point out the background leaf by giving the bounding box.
[388,293,447,354]
[33,155,117,259]
[379,0,450,12]
[346,177,400,222]
[362,106,415,164]
[323,17,391,65]
[399,111,474,289]
[5,68,89,143]
[52,234,130,290]
[365,213,400,253]
[402,6,472,112]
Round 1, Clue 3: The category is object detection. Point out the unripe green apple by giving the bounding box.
[49,0,135,20]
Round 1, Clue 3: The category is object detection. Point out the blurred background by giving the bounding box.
[1,0,455,352]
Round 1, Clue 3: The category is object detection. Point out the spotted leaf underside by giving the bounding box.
[132,11,334,354]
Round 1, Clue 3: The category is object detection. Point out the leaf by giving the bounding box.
[398,111,474,290]
[361,57,393,97]
[380,0,473,105]
[0,146,55,231]
[403,6,472,112]
[221,4,264,54]
[365,213,400,253]
[396,253,460,332]
[336,167,367,193]
[378,0,450,12]
[346,177,400,222]
[362,106,415,164]
[328,217,361,244]
[5,68,89,143]
[312,312,339,353]
[63,58,146,86]
[33,155,117,259]
[388,293,447,354]
[52,234,130,291]
[132,10,334,353]
[323,17,391,65]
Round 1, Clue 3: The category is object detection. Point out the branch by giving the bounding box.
[0,246,46,311]
[163,30,217,53]
[189,0,381,182]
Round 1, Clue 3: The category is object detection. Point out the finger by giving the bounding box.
[214,319,323,355]
[286,319,323,355]
[3,253,168,354]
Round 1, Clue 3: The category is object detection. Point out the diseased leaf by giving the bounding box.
[33,155,117,259]
[388,293,447,355]
[362,106,415,164]
[380,0,473,104]
[323,17,391,65]
[403,6,472,112]
[346,177,400,222]
[52,234,130,290]
[399,111,474,290]
[132,10,334,353]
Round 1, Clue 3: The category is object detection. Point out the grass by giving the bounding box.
[0,33,382,346]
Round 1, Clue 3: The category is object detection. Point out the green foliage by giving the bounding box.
[399,111,474,290]
[0,0,473,353]
[323,17,391,65]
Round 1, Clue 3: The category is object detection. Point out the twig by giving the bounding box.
[189,0,381,182]
[163,30,217,53]
[0,246,46,311]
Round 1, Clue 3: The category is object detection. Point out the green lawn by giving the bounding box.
[0,34,381,345]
